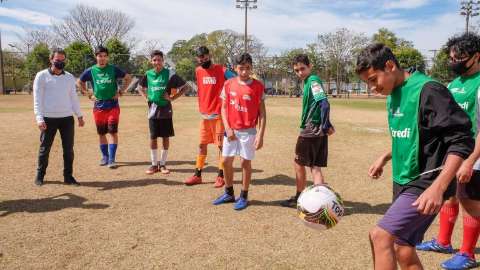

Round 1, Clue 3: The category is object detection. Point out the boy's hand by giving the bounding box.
[88,94,97,102]
[226,129,237,142]
[38,121,47,131]
[255,136,264,150]
[457,159,474,183]
[327,127,335,136]
[368,155,387,179]
[78,117,85,127]
[412,184,443,215]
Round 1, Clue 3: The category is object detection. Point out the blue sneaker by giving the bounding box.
[441,253,477,270]
[213,193,235,205]
[233,197,248,210]
[99,156,108,166]
[416,238,454,254]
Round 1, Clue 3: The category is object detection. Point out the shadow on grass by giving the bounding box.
[0,193,109,217]
[47,178,184,191]
[116,160,196,168]
[169,166,263,174]
[252,174,296,186]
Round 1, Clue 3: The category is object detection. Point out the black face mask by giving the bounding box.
[201,60,212,69]
[53,61,65,70]
[449,55,476,75]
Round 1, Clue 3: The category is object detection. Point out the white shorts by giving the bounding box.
[222,131,256,160]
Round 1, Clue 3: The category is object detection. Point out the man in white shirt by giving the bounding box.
[33,48,85,186]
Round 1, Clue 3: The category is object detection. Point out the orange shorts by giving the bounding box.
[200,118,224,146]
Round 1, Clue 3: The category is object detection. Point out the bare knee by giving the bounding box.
[369,226,394,247]
[241,159,251,169]
[394,244,422,270]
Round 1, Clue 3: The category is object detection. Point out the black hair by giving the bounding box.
[235,53,253,65]
[292,54,310,66]
[150,50,164,58]
[95,46,109,56]
[196,46,209,56]
[355,43,400,74]
[445,32,480,58]
[50,48,66,59]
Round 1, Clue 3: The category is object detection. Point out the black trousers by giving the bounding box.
[37,116,75,179]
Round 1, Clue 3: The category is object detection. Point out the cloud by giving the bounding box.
[0,7,53,25]
[383,0,430,10]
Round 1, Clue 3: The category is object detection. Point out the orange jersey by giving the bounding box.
[195,64,227,115]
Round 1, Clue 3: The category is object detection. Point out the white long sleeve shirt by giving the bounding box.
[33,68,83,123]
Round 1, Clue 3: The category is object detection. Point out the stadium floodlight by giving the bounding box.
[236,0,258,53]
[460,0,480,33]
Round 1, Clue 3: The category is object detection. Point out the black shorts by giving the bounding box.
[294,136,328,167]
[149,118,174,139]
[457,170,480,200]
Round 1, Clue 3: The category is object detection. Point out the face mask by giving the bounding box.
[53,61,65,70]
[201,60,212,69]
[449,55,475,75]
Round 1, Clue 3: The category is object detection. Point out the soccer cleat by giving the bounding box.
[213,193,235,205]
[214,176,225,188]
[108,161,117,169]
[64,176,80,186]
[145,165,159,175]
[234,197,248,210]
[441,253,477,270]
[185,175,202,186]
[34,177,44,186]
[280,196,299,208]
[99,156,108,166]
[416,238,454,254]
[159,165,170,175]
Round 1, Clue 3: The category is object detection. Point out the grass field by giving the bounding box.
[0,95,475,269]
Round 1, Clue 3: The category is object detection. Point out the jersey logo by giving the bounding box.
[311,81,324,95]
[230,91,237,97]
[391,107,404,118]
[152,79,165,83]
[458,101,469,110]
[203,77,217,85]
[242,94,251,101]
[391,128,411,138]
[450,87,466,94]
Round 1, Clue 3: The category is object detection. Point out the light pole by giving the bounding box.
[461,1,480,33]
[236,0,257,53]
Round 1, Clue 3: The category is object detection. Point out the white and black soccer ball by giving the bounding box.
[297,184,345,230]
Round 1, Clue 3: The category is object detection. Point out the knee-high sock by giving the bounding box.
[460,214,480,258]
[437,202,459,246]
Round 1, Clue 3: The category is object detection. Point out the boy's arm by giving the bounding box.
[118,73,132,95]
[255,100,267,150]
[457,133,480,183]
[319,99,334,135]
[413,82,474,215]
[137,75,148,101]
[368,151,392,179]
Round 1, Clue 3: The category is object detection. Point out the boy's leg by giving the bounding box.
[214,118,226,188]
[394,244,423,270]
[94,109,109,166]
[159,137,170,174]
[376,192,437,270]
[213,156,235,205]
[107,107,120,168]
[240,158,252,194]
[146,138,158,175]
[234,132,256,210]
[369,226,397,270]
[311,166,325,185]
[185,120,209,185]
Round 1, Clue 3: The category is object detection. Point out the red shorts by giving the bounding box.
[93,107,120,135]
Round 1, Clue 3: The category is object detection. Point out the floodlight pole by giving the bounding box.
[461,0,480,33]
[236,0,258,53]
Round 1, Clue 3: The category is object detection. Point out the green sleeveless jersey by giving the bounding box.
[91,64,118,100]
[448,72,480,136]
[387,71,436,185]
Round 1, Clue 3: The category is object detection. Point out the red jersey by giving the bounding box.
[195,64,227,115]
[222,78,264,130]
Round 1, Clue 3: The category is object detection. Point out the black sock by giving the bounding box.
[225,186,234,196]
[240,190,249,199]
[295,191,302,199]
[218,169,224,178]
[194,168,202,177]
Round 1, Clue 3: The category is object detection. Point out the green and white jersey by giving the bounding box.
[448,72,480,136]
[90,64,119,100]
[299,74,331,137]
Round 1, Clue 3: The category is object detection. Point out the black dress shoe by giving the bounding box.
[64,176,80,186]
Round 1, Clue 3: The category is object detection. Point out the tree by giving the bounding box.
[395,46,425,71]
[24,43,50,79]
[64,41,94,76]
[52,4,135,49]
[175,58,196,82]
[372,28,398,49]
[106,38,131,71]
[429,49,452,83]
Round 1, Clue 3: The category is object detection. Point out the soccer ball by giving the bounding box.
[297,184,345,230]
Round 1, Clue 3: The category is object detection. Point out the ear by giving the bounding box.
[385,60,397,72]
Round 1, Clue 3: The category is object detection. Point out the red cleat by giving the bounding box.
[214,176,225,188]
[185,175,202,186]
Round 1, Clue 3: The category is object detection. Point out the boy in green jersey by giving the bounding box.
[417,33,480,270]
[356,43,473,270]
[138,50,189,174]
[78,46,132,169]
[280,54,334,208]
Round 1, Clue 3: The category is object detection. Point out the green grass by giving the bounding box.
[330,98,386,111]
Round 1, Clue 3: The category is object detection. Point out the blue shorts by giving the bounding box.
[377,192,437,247]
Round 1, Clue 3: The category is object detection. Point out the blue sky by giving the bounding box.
[0,0,473,59]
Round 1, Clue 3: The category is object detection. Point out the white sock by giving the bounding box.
[150,149,158,166]
[159,149,168,166]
